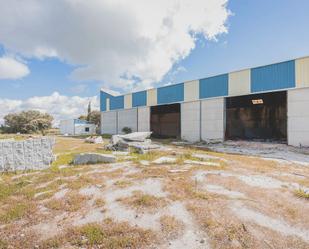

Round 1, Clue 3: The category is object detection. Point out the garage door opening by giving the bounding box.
[225,91,287,141]
[150,103,180,138]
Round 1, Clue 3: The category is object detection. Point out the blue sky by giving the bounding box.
[0,0,308,123]
[1,0,309,100]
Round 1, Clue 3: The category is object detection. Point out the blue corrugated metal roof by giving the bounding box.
[251,60,295,92]
[199,74,228,99]
[157,83,184,104]
[132,91,147,107]
[110,95,124,110]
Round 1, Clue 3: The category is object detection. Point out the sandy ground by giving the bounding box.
[0,137,308,249]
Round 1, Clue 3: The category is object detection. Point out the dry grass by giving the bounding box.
[40,219,157,249]
[45,192,87,212]
[113,179,133,188]
[118,191,168,211]
[160,215,184,240]
[94,198,106,207]
[0,201,36,223]
[187,202,257,249]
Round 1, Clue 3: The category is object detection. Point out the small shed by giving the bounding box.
[60,119,96,135]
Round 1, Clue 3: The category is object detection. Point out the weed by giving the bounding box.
[160,215,184,239]
[294,189,309,199]
[118,191,167,210]
[94,198,105,207]
[45,192,86,212]
[41,220,156,248]
[0,202,34,223]
[113,180,133,188]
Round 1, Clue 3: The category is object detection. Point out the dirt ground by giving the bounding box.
[0,136,308,249]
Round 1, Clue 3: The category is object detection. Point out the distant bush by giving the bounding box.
[3,110,53,135]
[122,127,132,134]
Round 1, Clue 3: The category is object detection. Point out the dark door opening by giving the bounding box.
[225,91,287,141]
[150,103,180,138]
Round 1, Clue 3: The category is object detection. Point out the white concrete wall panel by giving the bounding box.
[296,57,309,88]
[147,88,157,106]
[288,88,309,146]
[124,94,132,109]
[75,124,96,135]
[117,109,137,134]
[60,120,74,135]
[184,80,199,102]
[138,107,150,132]
[101,111,117,134]
[181,101,200,142]
[228,69,251,96]
[106,98,110,111]
[201,98,224,141]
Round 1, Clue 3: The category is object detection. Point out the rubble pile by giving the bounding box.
[105,132,160,154]
[85,136,103,144]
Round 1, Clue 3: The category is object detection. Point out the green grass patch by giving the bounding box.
[294,189,309,200]
[0,202,33,223]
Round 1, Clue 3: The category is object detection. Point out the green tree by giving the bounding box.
[88,110,100,126]
[87,101,92,121]
[3,110,53,134]
[78,115,87,121]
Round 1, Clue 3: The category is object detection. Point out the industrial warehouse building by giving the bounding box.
[100,56,309,147]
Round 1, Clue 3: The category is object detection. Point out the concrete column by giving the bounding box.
[288,88,309,147]
[181,101,200,142]
[117,109,138,134]
[101,111,117,134]
[138,107,150,132]
[201,98,225,142]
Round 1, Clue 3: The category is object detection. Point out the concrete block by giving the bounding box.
[73,153,116,165]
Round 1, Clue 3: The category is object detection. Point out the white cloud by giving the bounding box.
[0,92,99,127]
[0,0,230,91]
[0,56,30,80]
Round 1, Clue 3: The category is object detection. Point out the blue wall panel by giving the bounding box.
[110,95,124,110]
[199,74,228,99]
[251,60,295,92]
[132,91,147,107]
[100,91,112,111]
[157,83,184,104]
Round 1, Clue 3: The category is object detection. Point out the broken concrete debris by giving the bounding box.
[85,136,103,144]
[106,132,160,153]
[153,156,177,164]
[73,153,116,165]
[184,160,220,167]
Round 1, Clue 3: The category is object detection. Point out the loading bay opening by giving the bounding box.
[150,103,181,138]
[225,91,287,141]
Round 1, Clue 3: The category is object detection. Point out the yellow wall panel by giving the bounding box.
[228,69,251,96]
[296,57,309,88]
[124,94,132,109]
[184,80,199,102]
[147,88,157,106]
